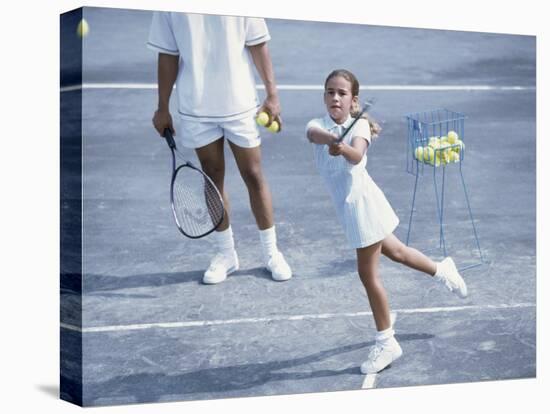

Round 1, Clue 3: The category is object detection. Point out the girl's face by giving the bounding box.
[324,75,358,124]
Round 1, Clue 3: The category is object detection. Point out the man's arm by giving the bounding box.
[247,42,281,128]
[152,53,179,136]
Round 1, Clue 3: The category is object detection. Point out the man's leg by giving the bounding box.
[195,137,230,230]
[228,141,291,281]
[228,142,273,229]
[195,138,239,284]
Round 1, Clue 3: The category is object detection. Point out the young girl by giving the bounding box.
[306,69,468,374]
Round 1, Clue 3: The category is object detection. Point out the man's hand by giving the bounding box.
[152,109,174,137]
[258,94,282,130]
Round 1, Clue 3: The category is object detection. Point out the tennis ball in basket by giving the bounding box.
[77,18,89,38]
[428,137,440,149]
[453,139,465,153]
[424,146,435,163]
[256,112,269,127]
[448,130,459,144]
[449,151,460,163]
[268,120,280,133]
[414,146,424,161]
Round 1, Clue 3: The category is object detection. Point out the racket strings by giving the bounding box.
[172,166,224,237]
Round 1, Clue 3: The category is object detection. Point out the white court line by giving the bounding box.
[59,83,535,93]
[362,374,377,389]
[60,302,535,333]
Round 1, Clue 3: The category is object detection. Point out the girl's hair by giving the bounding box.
[324,69,382,138]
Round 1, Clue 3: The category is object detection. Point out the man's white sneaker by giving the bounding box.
[435,257,468,298]
[360,337,403,374]
[203,250,239,285]
[266,251,292,281]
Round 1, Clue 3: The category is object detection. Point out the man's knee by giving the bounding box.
[240,164,264,191]
[201,162,225,182]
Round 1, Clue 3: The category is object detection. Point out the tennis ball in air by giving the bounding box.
[448,130,459,144]
[414,146,424,161]
[256,112,269,127]
[77,18,89,38]
[268,120,280,133]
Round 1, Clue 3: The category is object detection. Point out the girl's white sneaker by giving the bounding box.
[360,337,403,374]
[435,257,468,298]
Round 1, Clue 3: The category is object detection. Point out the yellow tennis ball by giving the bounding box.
[449,151,460,163]
[447,130,459,144]
[423,146,435,163]
[453,139,465,153]
[428,137,440,149]
[77,18,89,38]
[268,120,280,133]
[414,146,424,161]
[256,112,269,127]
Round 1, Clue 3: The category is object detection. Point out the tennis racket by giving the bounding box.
[336,99,376,143]
[162,129,224,239]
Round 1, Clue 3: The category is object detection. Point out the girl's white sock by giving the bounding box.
[259,226,278,261]
[375,326,395,344]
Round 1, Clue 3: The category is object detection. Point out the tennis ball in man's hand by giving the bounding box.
[77,18,89,38]
[256,112,269,127]
[268,120,280,133]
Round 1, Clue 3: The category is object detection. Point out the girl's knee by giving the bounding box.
[386,244,406,264]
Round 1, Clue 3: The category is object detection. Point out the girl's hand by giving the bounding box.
[328,142,344,156]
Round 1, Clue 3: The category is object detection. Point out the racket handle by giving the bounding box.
[163,128,176,149]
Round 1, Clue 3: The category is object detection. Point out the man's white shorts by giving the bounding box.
[177,116,261,149]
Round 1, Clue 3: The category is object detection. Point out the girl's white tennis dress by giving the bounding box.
[306,115,399,249]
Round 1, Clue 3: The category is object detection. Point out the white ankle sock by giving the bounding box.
[213,226,235,254]
[259,226,278,260]
[375,326,395,344]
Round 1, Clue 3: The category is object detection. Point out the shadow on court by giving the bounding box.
[61,267,278,295]
[83,334,432,405]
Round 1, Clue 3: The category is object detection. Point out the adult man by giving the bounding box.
[148,12,292,284]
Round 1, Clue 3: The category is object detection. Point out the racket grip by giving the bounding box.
[163,128,176,149]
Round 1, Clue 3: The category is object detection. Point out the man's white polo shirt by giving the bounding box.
[148,12,271,122]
